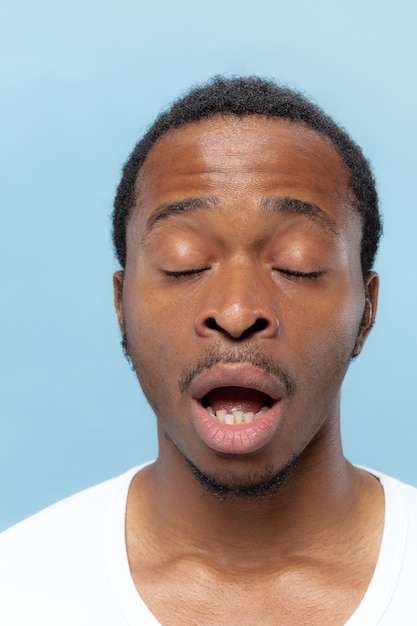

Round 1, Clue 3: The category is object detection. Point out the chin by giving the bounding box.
[185,454,298,500]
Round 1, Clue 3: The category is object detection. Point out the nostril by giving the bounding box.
[250,318,268,333]
[206,318,222,332]
[239,318,269,339]
[205,316,270,339]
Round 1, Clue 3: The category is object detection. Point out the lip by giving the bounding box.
[190,363,287,401]
[188,363,287,455]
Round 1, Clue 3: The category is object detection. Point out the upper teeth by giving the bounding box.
[206,406,269,425]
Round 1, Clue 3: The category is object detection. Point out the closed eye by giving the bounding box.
[162,268,209,278]
[274,268,323,279]
[163,268,322,279]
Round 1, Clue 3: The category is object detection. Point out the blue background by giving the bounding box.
[1,0,416,530]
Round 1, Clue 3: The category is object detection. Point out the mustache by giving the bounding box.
[178,343,296,397]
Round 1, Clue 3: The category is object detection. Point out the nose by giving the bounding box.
[194,267,279,340]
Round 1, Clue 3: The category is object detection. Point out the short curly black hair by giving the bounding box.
[113,76,382,274]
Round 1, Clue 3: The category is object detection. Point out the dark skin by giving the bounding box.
[114,115,383,625]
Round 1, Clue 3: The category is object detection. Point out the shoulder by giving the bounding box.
[0,465,144,625]
[366,469,417,584]
[367,468,417,516]
[0,466,137,549]
[379,472,417,551]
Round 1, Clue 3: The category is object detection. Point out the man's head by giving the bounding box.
[112,76,382,276]
[112,77,381,498]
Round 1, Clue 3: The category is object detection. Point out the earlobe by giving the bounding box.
[113,270,125,335]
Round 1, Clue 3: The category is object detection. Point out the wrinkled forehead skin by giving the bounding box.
[126,115,362,262]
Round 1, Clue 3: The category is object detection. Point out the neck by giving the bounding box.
[127,423,370,571]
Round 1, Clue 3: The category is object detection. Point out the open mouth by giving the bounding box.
[202,386,273,426]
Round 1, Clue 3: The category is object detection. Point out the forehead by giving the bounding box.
[131,115,357,235]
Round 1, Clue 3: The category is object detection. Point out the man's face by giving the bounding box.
[114,115,377,491]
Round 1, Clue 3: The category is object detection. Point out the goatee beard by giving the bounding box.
[185,456,298,500]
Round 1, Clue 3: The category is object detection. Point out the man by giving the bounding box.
[1,76,416,625]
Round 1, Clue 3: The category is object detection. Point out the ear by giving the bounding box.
[113,270,125,335]
[352,271,379,357]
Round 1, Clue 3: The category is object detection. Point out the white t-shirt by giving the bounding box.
[0,464,416,625]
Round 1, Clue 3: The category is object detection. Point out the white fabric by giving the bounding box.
[0,464,416,625]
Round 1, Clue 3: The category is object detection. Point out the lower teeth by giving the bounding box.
[206,406,268,425]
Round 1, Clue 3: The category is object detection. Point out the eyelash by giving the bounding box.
[275,269,322,279]
[162,268,208,278]
[162,268,322,280]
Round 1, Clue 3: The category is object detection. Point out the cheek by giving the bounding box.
[289,287,365,384]
[122,279,191,405]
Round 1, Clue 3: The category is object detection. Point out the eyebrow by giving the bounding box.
[142,194,337,241]
[142,196,218,241]
[260,197,338,234]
